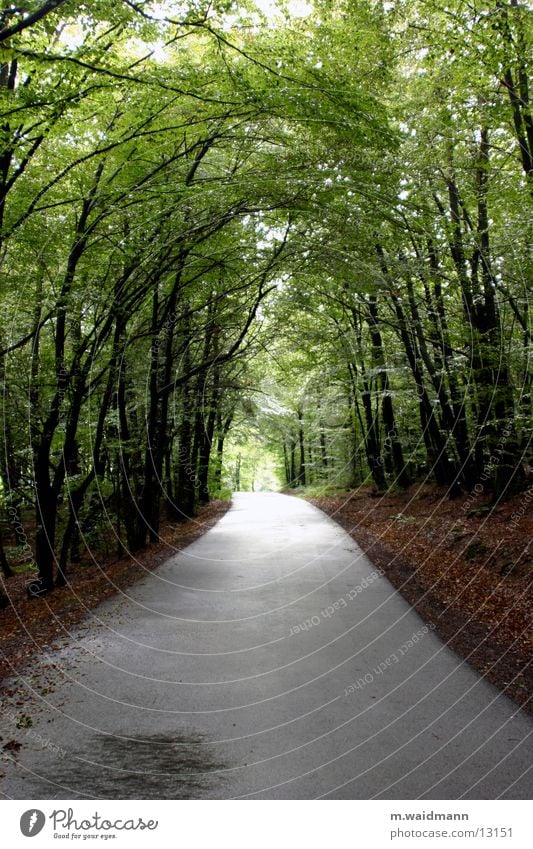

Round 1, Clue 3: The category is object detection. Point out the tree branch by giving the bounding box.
[0,0,72,43]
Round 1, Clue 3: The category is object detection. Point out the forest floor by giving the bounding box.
[305,484,532,714]
[0,500,230,683]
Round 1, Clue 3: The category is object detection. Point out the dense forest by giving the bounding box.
[0,0,531,593]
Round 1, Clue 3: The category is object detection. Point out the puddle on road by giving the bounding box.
[52,732,228,799]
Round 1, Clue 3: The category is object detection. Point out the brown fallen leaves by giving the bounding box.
[307,484,532,714]
[0,501,230,683]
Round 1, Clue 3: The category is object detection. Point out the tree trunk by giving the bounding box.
[297,409,306,486]
[0,523,13,578]
[367,293,410,488]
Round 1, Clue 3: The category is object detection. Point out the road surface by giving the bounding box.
[0,492,531,799]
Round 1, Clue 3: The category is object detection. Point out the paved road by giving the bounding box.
[1,493,531,799]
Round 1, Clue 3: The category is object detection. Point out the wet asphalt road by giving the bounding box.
[0,492,531,799]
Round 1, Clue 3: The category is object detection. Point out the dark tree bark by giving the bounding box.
[297,409,306,486]
[366,293,410,488]
[174,307,197,519]
[213,410,233,494]
[289,432,297,486]
[351,310,387,490]
[0,523,13,578]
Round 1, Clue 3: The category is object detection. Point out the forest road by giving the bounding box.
[0,492,531,799]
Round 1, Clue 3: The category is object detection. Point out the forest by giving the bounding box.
[0,0,531,595]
